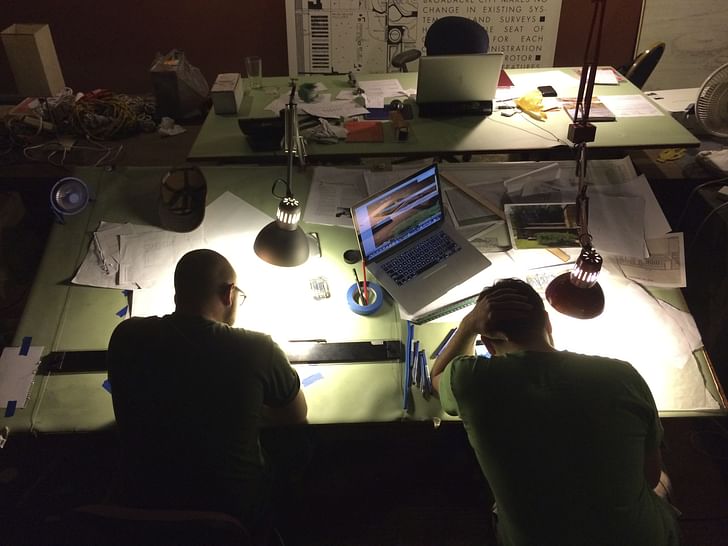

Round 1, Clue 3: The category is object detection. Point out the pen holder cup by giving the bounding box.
[347,282,384,316]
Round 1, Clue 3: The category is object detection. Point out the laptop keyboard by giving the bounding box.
[381,231,461,286]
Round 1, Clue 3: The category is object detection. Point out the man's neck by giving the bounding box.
[174,305,221,323]
[498,338,556,355]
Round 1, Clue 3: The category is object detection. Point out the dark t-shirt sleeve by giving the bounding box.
[625,363,664,451]
[261,337,300,407]
[439,355,477,416]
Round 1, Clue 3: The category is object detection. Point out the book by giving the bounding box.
[561,97,617,122]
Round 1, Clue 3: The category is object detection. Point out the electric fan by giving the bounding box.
[694,62,728,138]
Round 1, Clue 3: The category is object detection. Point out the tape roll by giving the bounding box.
[347,282,384,316]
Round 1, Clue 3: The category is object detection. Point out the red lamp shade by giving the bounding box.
[545,245,604,319]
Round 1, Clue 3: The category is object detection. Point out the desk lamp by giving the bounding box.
[254,83,310,267]
[544,0,606,319]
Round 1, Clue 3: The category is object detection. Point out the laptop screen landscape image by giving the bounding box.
[352,165,444,262]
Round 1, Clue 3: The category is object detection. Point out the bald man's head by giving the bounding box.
[174,250,237,323]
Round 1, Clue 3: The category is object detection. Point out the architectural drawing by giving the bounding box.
[287,0,563,74]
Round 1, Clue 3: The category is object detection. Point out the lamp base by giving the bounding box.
[545,272,604,319]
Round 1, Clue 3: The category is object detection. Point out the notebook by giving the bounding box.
[351,164,491,313]
[416,53,504,117]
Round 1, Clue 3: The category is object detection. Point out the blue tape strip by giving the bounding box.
[5,401,17,417]
[403,321,414,410]
[122,290,131,297]
[102,379,112,393]
[302,373,324,387]
[19,337,31,356]
[116,306,128,318]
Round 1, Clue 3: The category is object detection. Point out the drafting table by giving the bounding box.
[0,164,723,437]
[187,69,699,163]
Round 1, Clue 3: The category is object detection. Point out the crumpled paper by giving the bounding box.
[157,117,186,137]
[515,90,548,121]
[302,118,347,144]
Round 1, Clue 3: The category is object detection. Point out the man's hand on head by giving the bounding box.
[462,288,534,340]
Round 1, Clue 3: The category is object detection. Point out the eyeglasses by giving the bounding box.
[232,285,247,307]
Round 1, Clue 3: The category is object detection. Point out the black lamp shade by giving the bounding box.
[254,197,310,267]
[545,246,604,319]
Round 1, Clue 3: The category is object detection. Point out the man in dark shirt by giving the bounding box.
[108,249,306,540]
[431,278,679,545]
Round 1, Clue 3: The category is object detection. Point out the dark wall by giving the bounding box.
[1,0,640,96]
[554,0,642,70]
[0,0,289,94]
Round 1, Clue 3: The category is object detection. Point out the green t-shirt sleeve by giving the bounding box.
[626,363,664,450]
[262,338,301,407]
[439,355,477,416]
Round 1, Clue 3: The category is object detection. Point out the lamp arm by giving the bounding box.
[284,83,297,199]
[571,0,607,138]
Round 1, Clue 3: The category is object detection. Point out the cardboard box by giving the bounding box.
[1,24,65,97]
[211,73,243,115]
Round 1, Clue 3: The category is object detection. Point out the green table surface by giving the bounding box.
[187,69,700,163]
[2,164,723,436]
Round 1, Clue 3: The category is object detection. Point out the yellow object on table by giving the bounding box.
[515,90,548,121]
[656,148,686,163]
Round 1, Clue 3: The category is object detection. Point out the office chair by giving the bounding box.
[391,48,422,72]
[424,16,490,56]
[61,504,256,546]
[390,16,490,72]
[620,42,665,89]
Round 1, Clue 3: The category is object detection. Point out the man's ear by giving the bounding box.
[221,284,235,307]
[483,337,498,356]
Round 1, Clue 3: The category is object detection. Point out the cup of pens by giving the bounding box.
[347,267,383,316]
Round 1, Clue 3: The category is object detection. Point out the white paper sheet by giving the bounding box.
[358,79,406,98]
[303,167,368,227]
[588,193,647,258]
[0,345,43,408]
[644,88,699,112]
[119,228,205,289]
[598,94,663,117]
[590,174,671,239]
[616,233,686,288]
[298,100,369,119]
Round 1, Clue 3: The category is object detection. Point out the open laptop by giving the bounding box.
[416,53,504,117]
[351,164,491,313]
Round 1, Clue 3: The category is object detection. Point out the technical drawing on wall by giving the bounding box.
[286,0,563,75]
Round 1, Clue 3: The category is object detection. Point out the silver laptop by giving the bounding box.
[351,164,491,313]
[416,53,504,117]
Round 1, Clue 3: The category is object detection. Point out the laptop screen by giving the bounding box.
[351,164,444,262]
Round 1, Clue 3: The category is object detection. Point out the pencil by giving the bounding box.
[352,268,364,303]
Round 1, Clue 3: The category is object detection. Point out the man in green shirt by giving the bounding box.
[108,249,306,542]
[431,278,679,546]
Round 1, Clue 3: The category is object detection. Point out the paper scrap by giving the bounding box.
[616,233,686,288]
[0,345,43,409]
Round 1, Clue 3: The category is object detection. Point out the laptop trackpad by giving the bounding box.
[421,262,447,279]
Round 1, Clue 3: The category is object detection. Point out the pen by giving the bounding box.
[288,339,327,343]
[352,268,365,303]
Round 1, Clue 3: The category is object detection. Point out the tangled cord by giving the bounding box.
[69,94,156,139]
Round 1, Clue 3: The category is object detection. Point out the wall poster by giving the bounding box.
[286,0,563,75]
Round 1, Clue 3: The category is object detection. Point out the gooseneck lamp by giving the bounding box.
[254,83,310,267]
[545,0,607,319]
